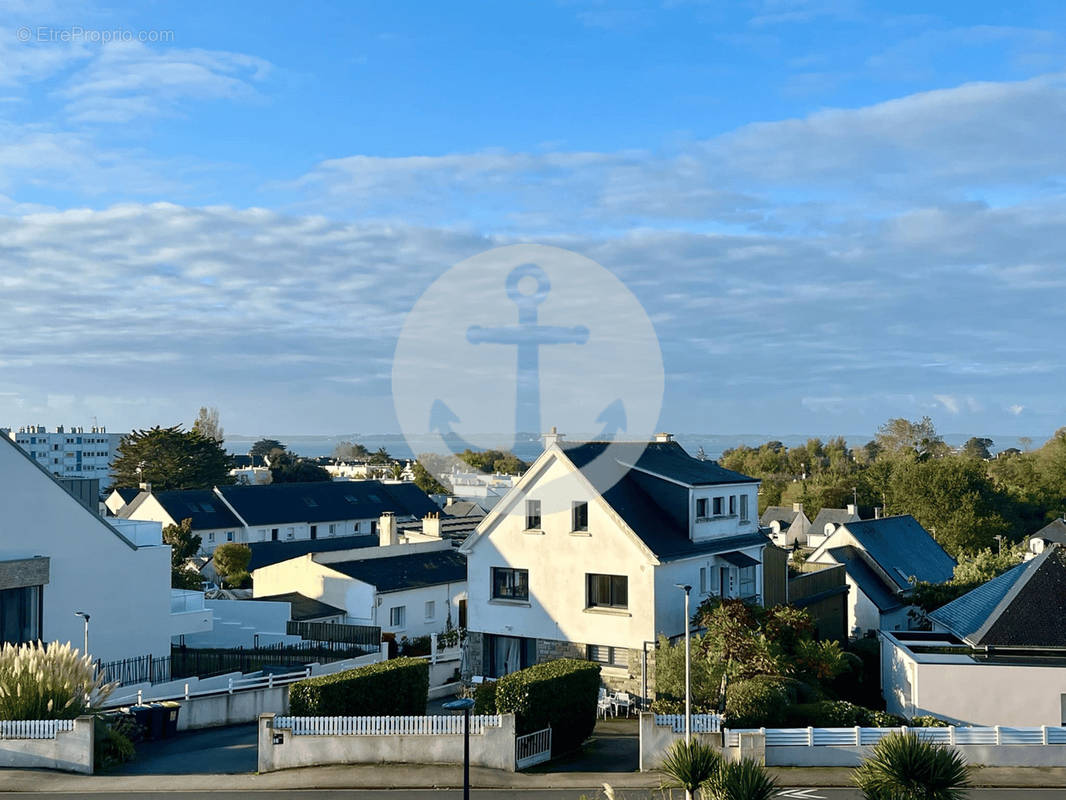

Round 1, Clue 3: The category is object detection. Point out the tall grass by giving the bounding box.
[0,641,116,720]
[853,731,971,800]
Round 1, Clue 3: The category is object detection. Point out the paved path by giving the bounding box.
[110,723,258,775]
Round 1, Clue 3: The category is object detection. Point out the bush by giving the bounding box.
[853,731,970,800]
[783,700,868,728]
[707,757,778,800]
[865,709,908,727]
[0,641,115,720]
[473,679,497,715]
[724,676,789,728]
[910,715,952,727]
[289,657,428,716]
[93,715,137,771]
[660,739,723,796]
[654,634,722,712]
[494,658,600,755]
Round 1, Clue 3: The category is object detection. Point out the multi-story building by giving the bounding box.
[5,425,124,491]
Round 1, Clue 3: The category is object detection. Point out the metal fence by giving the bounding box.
[723,726,1066,748]
[274,715,503,736]
[0,720,75,740]
[171,641,375,679]
[97,654,172,686]
[654,714,725,733]
[515,727,552,769]
[286,620,381,647]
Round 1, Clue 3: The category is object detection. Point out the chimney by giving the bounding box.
[378,512,398,547]
[139,482,152,494]
[422,511,442,539]
[542,426,563,450]
[654,432,673,443]
[792,502,804,514]
[847,503,857,516]
[874,506,883,520]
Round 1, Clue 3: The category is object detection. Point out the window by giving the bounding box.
[425,601,435,620]
[208,532,215,542]
[587,644,628,668]
[739,494,749,522]
[1,586,41,645]
[271,528,279,541]
[525,499,541,530]
[729,495,736,515]
[586,573,628,609]
[226,531,234,542]
[740,566,756,598]
[572,501,588,531]
[712,497,724,516]
[310,525,317,540]
[695,498,708,518]
[389,606,406,628]
[699,567,708,594]
[286,527,295,540]
[328,523,336,535]
[492,567,529,601]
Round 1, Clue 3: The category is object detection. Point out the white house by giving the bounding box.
[459,433,768,697]
[6,424,125,490]
[881,544,1066,726]
[803,505,861,549]
[1026,517,1066,558]
[251,538,467,640]
[0,435,180,664]
[807,515,955,637]
[120,479,440,553]
[760,503,811,548]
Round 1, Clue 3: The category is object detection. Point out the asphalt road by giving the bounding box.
[1,790,1062,798]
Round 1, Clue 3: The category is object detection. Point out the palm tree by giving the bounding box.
[704,758,778,800]
[660,739,723,800]
[853,731,971,800]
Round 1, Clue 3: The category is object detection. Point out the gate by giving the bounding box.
[515,726,551,770]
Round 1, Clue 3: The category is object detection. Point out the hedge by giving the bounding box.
[494,658,600,755]
[724,676,790,728]
[473,679,497,715]
[289,657,429,716]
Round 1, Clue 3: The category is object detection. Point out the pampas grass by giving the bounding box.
[0,641,116,720]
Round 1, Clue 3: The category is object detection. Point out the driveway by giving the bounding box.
[109,723,258,775]
[528,717,639,773]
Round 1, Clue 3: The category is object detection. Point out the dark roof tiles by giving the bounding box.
[326,549,467,593]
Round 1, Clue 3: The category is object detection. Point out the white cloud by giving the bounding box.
[1010,404,1025,416]
[935,394,961,415]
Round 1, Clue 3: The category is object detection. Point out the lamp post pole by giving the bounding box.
[74,612,90,658]
[676,584,692,745]
[443,697,475,800]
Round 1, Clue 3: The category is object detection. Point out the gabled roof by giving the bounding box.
[118,490,151,517]
[808,507,860,537]
[1031,518,1066,546]
[247,534,378,572]
[216,480,438,526]
[397,515,482,542]
[930,545,1066,648]
[827,545,904,612]
[136,489,243,531]
[840,516,955,589]
[563,441,758,487]
[251,591,345,621]
[442,500,487,518]
[111,487,141,503]
[760,505,798,526]
[325,549,467,593]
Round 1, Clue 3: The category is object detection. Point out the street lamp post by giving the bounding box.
[443,697,475,800]
[73,611,90,657]
[675,584,692,744]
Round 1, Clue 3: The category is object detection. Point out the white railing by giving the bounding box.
[723,726,1066,748]
[0,720,75,740]
[274,715,502,736]
[515,726,552,769]
[107,667,314,707]
[655,713,725,733]
[170,589,206,613]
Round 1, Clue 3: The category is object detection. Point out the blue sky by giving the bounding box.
[1,0,1065,443]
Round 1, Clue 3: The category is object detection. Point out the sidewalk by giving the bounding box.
[3,764,1066,792]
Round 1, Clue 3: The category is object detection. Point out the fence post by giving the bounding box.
[949,726,955,746]
[184,683,190,700]
[431,636,438,665]
[807,726,814,747]
[1043,725,1050,746]
[137,689,143,704]
[854,725,861,746]
[228,678,234,695]
[268,673,274,688]
[995,725,1001,746]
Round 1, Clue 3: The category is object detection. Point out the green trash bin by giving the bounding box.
[161,701,181,738]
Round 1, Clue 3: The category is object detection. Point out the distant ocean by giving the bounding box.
[224,432,1038,462]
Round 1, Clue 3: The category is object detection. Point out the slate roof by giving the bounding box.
[760,505,798,526]
[216,480,439,526]
[247,534,378,572]
[397,515,483,542]
[325,549,467,593]
[1030,518,1066,546]
[442,500,487,518]
[808,507,860,538]
[111,487,141,504]
[827,545,904,612]
[840,516,956,590]
[135,488,243,530]
[557,440,768,562]
[251,592,345,621]
[929,545,1066,648]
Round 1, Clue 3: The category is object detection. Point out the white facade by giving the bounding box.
[6,425,124,490]
[0,436,172,664]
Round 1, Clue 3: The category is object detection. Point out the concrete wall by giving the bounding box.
[0,437,172,664]
[258,712,517,773]
[179,685,290,731]
[764,744,1066,768]
[0,716,94,774]
[639,713,724,771]
[179,598,300,648]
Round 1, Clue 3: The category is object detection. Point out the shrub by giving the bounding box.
[654,634,722,712]
[399,636,431,657]
[707,757,778,800]
[660,739,723,798]
[724,676,789,728]
[864,709,908,727]
[473,679,497,715]
[910,715,952,728]
[93,714,137,771]
[0,642,115,720]
[289,657,428,716]
[783,700,868,728]
[494,658,600,755]
[853,731,970,800]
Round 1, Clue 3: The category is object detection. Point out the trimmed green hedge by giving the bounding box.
[724,676,790,728]
[473,679,497,715]
[289,657,429,716]
[495,659,600,755]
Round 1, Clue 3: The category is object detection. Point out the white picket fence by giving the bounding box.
[274,714,503,736]
[0,720,75,740]
[724,726,1066,748]
[515,726,552,769]
[655,714,725,734]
